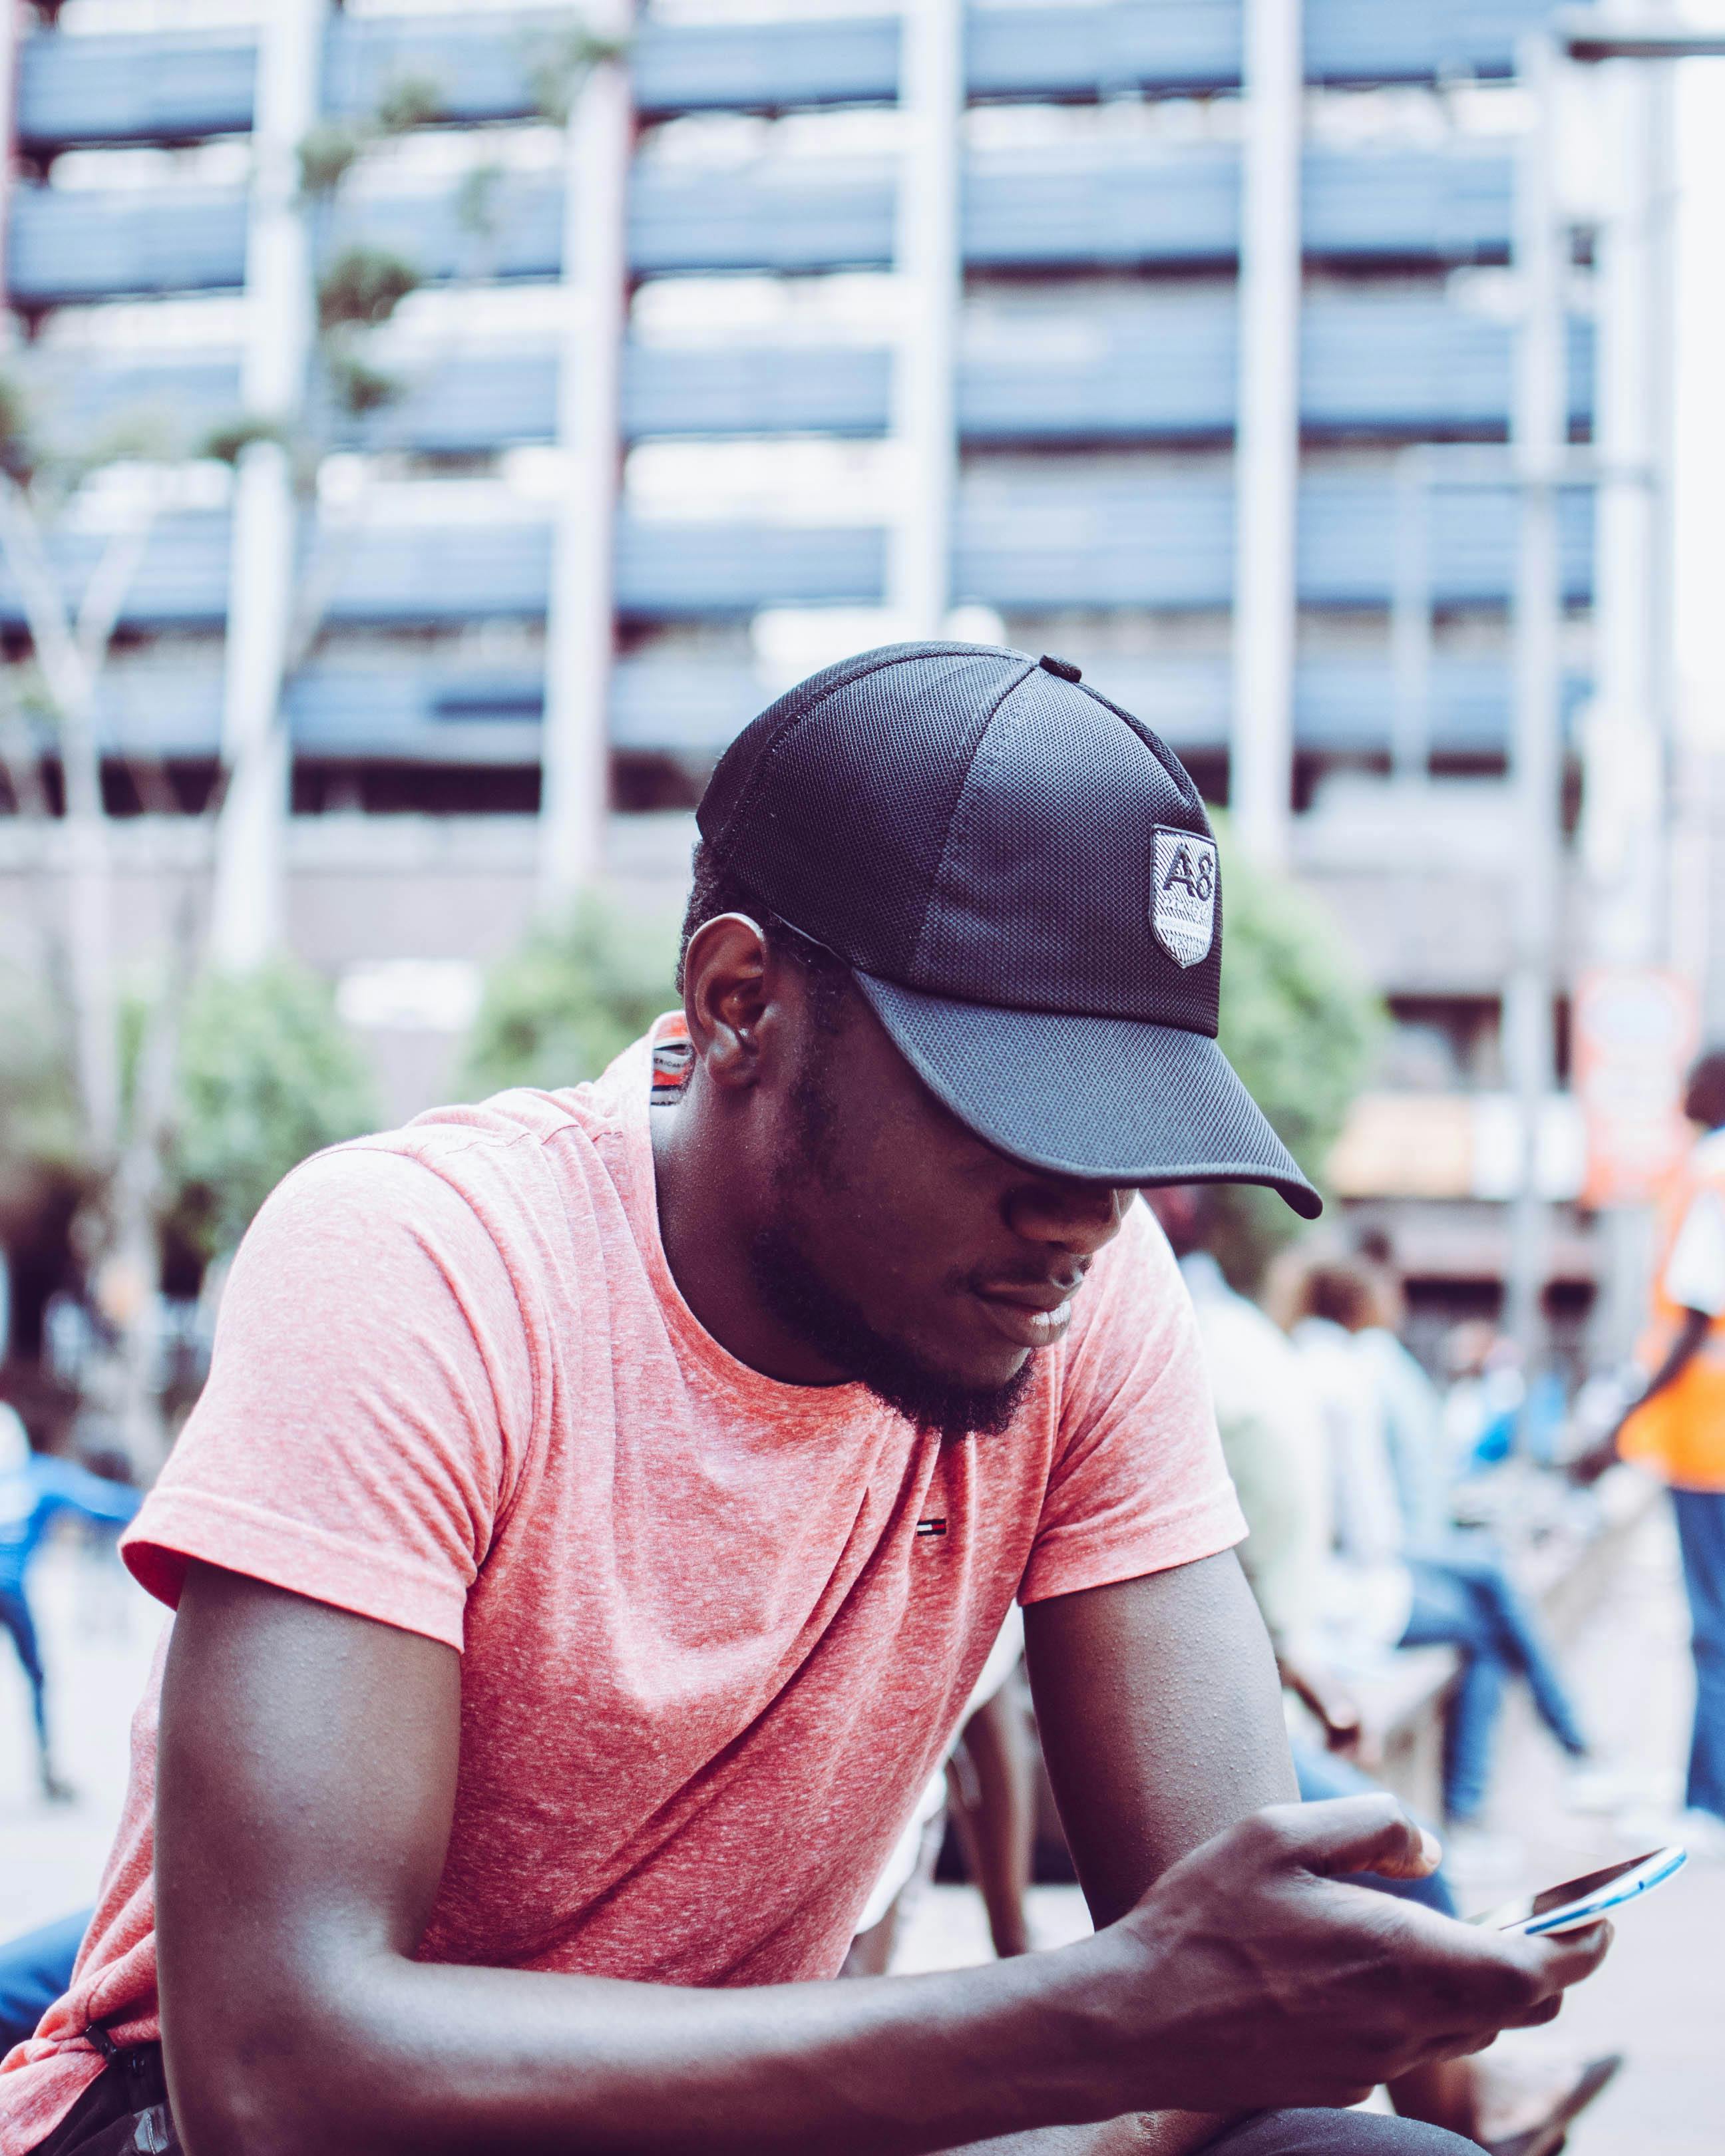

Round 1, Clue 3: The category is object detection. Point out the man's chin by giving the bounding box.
[749,1227,1037,1441]
[857,1355,1036,1444]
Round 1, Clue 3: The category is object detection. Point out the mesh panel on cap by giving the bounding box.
[1075,677,1209,821]
[855,972,1320,1217]
[697,641,1025,853]
[714,647,1034,980]
[911,666,1221,1032]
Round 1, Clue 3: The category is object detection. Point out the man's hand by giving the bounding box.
[1079,1795,1609,2119]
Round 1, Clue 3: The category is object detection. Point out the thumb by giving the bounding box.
[1277,1793,1443,1883]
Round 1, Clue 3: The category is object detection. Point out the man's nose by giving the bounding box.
[1007,1179,1129,1261]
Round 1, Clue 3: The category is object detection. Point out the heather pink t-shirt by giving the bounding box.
[0,1027,1243,2153]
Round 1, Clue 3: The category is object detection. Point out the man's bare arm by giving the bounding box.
[998,1551,1295,2156]
[1027,1551,1297,1921]
[156,1560,1607,2156]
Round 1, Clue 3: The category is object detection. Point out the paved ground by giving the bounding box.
[3,1511,1721,2147]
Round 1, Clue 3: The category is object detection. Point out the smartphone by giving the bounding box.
[1469,1846,1688,1936]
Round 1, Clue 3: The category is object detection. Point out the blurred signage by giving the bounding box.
[1574,968,1698,1207]
[337,959,483,1033]
[1327,1093,1584,1202]
[1329,1093,1475,1199]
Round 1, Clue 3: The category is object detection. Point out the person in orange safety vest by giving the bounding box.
[1577,1049,1725,1839]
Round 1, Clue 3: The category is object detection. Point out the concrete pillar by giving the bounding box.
[1585,41,1669,1365]
[886,0,964,637]
[0,2,22,324]
[1585,52,1663,968]
[538,1,634,913]
[208,0,326,970]
[1670,55,1725,1019]
[1230,0,1302,867]
[1503,33,1567,1357]
[1390,450,1433,786]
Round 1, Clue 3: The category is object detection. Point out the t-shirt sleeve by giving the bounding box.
[122,1145,536,1652]
[1020,1200,1246,1606]
[1664,1187,1725,1320]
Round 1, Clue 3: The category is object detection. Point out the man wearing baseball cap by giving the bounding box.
[0,645,1604,2156]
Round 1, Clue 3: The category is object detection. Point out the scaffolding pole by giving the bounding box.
[1587,30,1668,1359]
[539,3,634,912]
[1231,0,1302,868]
[886,0,964,636]
[1503,32,1567,1358]
[1588,45,1663,966]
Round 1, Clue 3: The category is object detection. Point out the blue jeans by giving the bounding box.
[1398,1553,1587,1825]
[0,1908,89,2053]
[1672,1487,1725,1821]
[1291,1740,1456,1916]
[0,1583,48,1753]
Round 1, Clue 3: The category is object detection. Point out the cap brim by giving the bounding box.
[854,972,1323,1220]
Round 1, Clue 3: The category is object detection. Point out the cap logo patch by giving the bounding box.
[1151,827,1218,968]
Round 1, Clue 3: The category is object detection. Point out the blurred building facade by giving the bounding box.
[0,0,1709,1348]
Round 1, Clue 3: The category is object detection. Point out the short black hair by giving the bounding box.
[1688,1050,1725,1133]
[678,838,853,1034]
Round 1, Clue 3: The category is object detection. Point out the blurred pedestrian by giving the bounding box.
[0,1403,140,1803]
[1152,1194,1621,2153]
[1576,1048,1725,1853]
[1352,1242,1450,1548]
[1441,1322,1525,1477]
[1276,1256,1591,1850]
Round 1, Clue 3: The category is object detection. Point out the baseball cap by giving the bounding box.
[695,641,1321,1219]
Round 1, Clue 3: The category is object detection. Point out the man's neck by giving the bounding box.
[649,1095,849,1387]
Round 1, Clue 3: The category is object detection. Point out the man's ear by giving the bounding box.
[682,914,775,1092]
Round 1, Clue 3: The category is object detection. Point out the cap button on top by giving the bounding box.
[1037,653,1081,683]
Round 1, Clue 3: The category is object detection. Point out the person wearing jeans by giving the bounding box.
[1398,1552,1589,1826]
[1669,1491,1725,1823]
[1280,1263,1590,1833]
[0,1407,140,1805]
[1576,1051,1725,1847]
[1162,1209,1620,2155]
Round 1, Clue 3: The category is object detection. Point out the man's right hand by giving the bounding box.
[1076,1795,1610,2117]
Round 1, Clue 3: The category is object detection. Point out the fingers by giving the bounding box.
[1256,1794,1439,1883]
[1419,2026,1510,2064]
[1510,1987,1569,2036]
[1525,1919,1613,1990]
[1432,1916,1613,2035]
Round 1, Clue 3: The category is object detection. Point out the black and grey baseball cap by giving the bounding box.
[696,641,1321,1219]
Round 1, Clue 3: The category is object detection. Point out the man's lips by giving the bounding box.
[969,1274,1086,1349]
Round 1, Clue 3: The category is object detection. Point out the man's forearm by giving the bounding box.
[1576,1307,1710,1483]
[1640,1308,1711,1410]
[176,1939,1137,2156]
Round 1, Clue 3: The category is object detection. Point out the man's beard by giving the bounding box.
[747,1028,1036,1444]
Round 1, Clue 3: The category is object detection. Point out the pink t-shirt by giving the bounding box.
[0,1027,1242,2153]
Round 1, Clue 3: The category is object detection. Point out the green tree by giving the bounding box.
[1209,824,1382,1287]
[0,954,82,1254]
[463,896,680,1098]
[171,962,379,1260]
